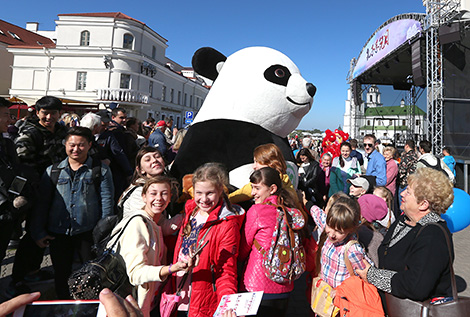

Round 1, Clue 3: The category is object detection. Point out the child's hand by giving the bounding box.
[355,259,371,282]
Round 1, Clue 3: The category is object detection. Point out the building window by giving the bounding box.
[184,93,187,106]
[402,119,406,126]
[416,119,419,126]
[170,88,174,103]
[120,74,131,89]
[8,31,21,41]
[367,120,371,126]
[149,81,153,98]
[152,46,156,59]
[190,95,193,108]
[80,30,90,46]
[370,95,373,102]
[178,91,181,105]
[123,33,134,49]
[76,72,87,90]
[162,86,166,101]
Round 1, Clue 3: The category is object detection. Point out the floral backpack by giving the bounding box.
[254,203,306,283]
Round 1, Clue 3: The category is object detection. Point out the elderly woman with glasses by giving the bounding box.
[357,168,454,313]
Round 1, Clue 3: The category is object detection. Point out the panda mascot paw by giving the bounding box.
[171,46,316,189]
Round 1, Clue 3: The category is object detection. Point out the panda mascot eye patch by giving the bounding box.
[264,65,291,86]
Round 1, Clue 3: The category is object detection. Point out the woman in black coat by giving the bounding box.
[296,148,325,207]
[357,167,455,311]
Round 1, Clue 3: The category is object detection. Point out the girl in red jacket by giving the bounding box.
[173,163,245,317]
[239,167,305,317]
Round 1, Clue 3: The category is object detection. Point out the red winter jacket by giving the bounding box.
[173,199,245,317]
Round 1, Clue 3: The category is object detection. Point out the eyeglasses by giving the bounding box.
[118,116,127,119]
[363,143,374,148]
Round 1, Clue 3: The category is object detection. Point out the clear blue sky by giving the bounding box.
[2,0,427,131]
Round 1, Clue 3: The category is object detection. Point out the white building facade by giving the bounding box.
[344,85,426,144]
[8,12,209,127]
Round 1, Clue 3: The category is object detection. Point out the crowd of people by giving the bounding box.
[0,94,460,316]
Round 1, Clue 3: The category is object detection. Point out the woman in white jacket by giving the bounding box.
[108,176,192,317]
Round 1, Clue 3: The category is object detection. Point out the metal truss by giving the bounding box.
[348,58,358,139]
[424,0,460,154]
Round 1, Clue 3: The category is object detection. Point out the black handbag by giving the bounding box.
[68,214,145,300]
[385,223,470,317]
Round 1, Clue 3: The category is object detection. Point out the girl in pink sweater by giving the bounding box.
[239,167,307,317]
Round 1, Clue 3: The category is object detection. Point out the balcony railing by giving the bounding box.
[97,89,149,104]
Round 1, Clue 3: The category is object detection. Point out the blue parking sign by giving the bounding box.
[185,111,194,119]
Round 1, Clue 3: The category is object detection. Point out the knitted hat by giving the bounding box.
[358,194,388,223]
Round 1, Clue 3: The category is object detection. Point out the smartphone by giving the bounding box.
[13,300,106,317]
[8,176,27,195]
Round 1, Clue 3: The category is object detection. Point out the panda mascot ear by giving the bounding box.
[191,47,227,81]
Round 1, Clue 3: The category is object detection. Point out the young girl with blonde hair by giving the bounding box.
[173,163,245,317]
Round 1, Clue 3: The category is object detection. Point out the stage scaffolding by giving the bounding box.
[424,0,461,154]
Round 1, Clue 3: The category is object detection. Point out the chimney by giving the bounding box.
[26,22,39,33]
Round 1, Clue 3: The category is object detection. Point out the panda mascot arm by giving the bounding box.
[170,47,316,190]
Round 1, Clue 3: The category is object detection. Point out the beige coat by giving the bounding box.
[108,210,167,317]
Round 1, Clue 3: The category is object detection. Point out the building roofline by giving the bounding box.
[57,12,168,42]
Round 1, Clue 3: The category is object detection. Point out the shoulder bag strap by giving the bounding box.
[118,185,140,208]
[109,214,147,251]
[49,162,61,187]
[417,223,457,300]
[254,204,284,254]
[343,239,359,277]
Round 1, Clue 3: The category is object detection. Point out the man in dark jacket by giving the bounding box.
[8,96,68,297]
[97,110,133,202]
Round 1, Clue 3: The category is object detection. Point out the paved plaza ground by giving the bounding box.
[1,225,469,316]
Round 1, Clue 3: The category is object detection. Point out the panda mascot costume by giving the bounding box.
[171,46,316,189]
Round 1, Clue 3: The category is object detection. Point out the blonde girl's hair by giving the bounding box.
[325,191,349,214]
[173,129,187,151]
[373,186,393,211]
[183,162,235,237]
[253,143,287,174]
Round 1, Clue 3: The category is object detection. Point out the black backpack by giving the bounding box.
[418,158,450,179]
[92,185,140,256]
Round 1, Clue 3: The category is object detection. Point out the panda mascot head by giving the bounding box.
[171,46,316,188]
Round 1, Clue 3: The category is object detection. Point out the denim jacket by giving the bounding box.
[31,156,114,241]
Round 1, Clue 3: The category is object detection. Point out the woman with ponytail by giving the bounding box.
[239,167,307,317]
[172,163,245,317]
